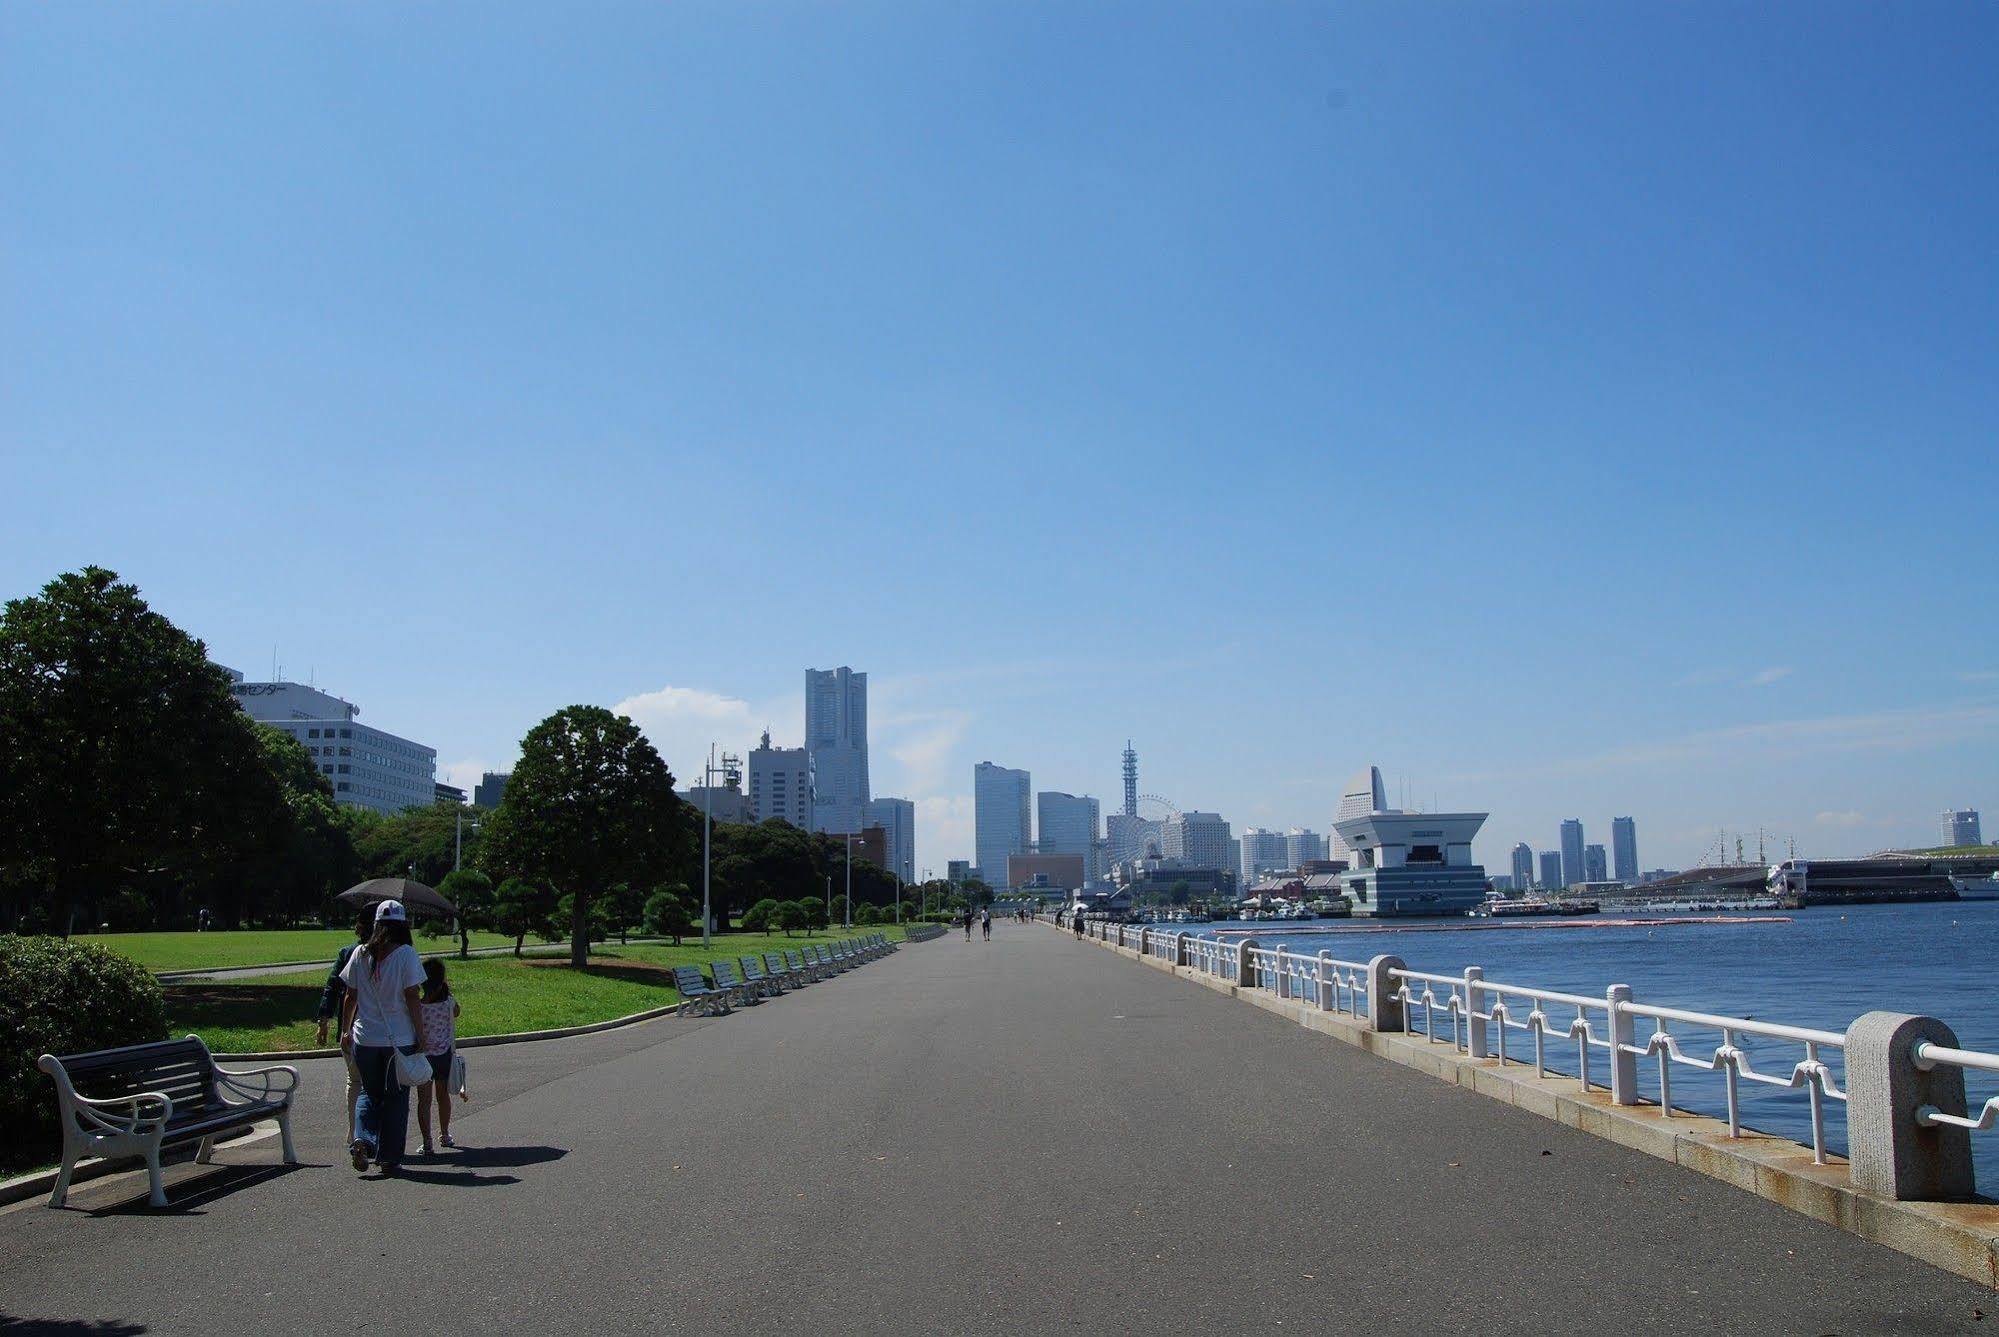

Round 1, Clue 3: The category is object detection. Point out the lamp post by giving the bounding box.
[844,832,853,929]
[824,874,832,928]
[453,808,480,872]
[701,743,714,950]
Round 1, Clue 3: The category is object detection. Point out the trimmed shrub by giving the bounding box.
[741,898,781,933]
[0,935,170,1169]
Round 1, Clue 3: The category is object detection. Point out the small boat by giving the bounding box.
[1954,873,1999,902]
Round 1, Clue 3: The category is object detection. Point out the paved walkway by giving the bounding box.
[2,924,1990,1334]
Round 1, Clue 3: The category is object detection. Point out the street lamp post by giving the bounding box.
[844,833,853,930]
[701,743,714,950]
[453,808,480,872]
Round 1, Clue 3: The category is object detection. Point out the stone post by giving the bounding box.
[1175,932,1191,967]
[1366,955,1405,1032]
[1138,927,1152,957]
[1606,984,1637,1106]
[1462,966,1488,1058]
[1317,950,1335,1010]
[1235,937,1260,989]
[1846,1011,1976,1201]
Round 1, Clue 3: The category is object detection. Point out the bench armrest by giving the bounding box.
[66,1089,175,1137]
[213,1062,301,1107]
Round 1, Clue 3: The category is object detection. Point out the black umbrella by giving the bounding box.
[334,877,457,919]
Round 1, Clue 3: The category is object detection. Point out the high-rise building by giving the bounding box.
[947,860,972,885]
[805,666,868,834]
[1538,850,1563,890]
[1510,842,1534,890]
[1163,811,1233,876]
[1036,792,1102,884]
[748,731,813,828]
[975,762,1031,889]
[1285,828,1326,869]
[1241,828,1289,882]
[865,797,916,883]
[1612,817,1638,882]
[230,678,436,816]
[1943,809,1983,848]
[1332,766,1388,857]
[1560,819,1586,889]
[473,771,510,809]
[1584,843,1608,883]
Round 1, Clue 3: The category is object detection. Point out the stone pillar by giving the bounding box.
[1846,1011,1976,1201]
[1138,927,1152,957]
[1606,984,1637,1105]
[1366,954,1405,1032]
[1174,932,1191,967]
[1235,937,1260,989]
[1317,951,1335,1011]
[1463,966,1488,1058]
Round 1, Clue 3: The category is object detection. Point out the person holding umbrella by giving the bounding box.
[337,899,427,1175]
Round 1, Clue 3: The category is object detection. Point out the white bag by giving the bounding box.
[394,1049,433,1088]
[449,1052,468,1099]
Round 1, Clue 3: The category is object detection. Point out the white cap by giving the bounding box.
[375,899,408,923]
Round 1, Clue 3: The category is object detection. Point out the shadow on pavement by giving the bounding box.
[1,1315,148,1334]
[388,1143,567,1188]
[88,1162,311,1217]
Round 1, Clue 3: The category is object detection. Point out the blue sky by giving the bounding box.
[4,3,1995,874]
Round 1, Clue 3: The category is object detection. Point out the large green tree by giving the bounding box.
[350,800,485,886]
[479,705,687,967]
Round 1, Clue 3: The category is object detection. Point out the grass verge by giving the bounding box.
[75,928,521,973]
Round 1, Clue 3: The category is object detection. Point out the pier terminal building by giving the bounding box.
[1331,809,1490,916]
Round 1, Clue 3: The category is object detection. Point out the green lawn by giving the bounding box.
[77,928,522,973]
[164,926,907,1053]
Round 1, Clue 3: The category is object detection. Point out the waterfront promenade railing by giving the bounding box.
[1074,920,1994,1203]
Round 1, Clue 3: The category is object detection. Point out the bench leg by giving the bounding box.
[278,1110,298,1165]
[196,1136,216,1164]
[143,1142,167,1208]
[47,1148,76,1209]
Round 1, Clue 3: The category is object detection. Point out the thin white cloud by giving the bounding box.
[438,757,501,795]
[883,710,971,796]
[913,794,974,878]
[1813,810,1870,829]
[1747,666,1793,687]
[1958,670,1999,684]
[611,684,799,784]
[1675,666,1794,688]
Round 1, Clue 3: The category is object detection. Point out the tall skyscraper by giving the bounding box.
[865,796,916,883]
[1538,850,1562,890]
[1584,843,1608,883]
[1241,827,1289,881]
[747,731,813,829]
[1611,817,1638,882]
[1559,818,1585,889]
[1331,765,1388,857]
[1285,828,1326,869]
[1037,792,1102,884]
[974,762,1031,889]
[805,667,868,834]
[1510,842,1534,890]
[1943,809,1983,847]
[1163,811,1233,873]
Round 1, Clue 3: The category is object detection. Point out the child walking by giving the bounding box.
[416,959,461,1156]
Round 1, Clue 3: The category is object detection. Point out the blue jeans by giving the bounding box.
[352,1045,417,1166]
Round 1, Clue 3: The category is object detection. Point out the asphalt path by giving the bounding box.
[2,923,1990,1335]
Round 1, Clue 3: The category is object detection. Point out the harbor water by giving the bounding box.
[1193,900,1999,1182]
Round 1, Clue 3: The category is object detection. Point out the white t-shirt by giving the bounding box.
[340,944,425,1048]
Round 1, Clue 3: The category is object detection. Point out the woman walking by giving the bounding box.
[415,959,461,1156]
[338,899,426,1175]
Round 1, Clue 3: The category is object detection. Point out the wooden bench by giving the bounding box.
[710,958,768,1002]
[38,1036,299,1208]
[764,951,807,988]
[738,955,785,995]
[785,948,823,982]
[671,965,737,1016]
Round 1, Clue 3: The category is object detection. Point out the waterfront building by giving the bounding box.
[748,731,813,828]
[1285,828,1327,869]
[231,679,436,816]
[1163,811,1233,878]
[805,666,869,834]
[1538,850,1563,891]
[1121,861,1230,902]
[473,771,510,809]
[1037,792,1102,883]
[1612,817,1638,883]
[1943,809,1983,847]
[1585,843,1609,883]
[1006,853,1086,891]
[946,860,972,885]
[1510,842,1534,890]
[1241,827,1290,882]
[1332,810,1491,916]
[867,796,917,883]
[434,782,466,805]
[1560,819,1586,889]
[1331,765,1388,857]
[975,762,1032,890]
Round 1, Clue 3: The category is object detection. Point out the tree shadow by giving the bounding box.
[525,958,676,987]
[0,1319,148,1335]
[159,981,315,1032]
[384,1143,566,1187]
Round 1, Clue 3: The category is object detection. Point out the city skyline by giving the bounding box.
[5,7,1994,875]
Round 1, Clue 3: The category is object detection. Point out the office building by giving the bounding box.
[835,826,888,870]
[1037,792,1102,883]
[1285,828,1326,869]
[805,666,869,834]
[231,678,436,816]
[1333,810,1491,916]
[1560,819,1586,889]
[473,771,510,809]
[1612,817,1638,883]
[975,762,1032,892]
[1241,828,1290,882]
[866,797,917,883]
[747,731,813,828]
[681,783,753,825]
[1538,850,1563,891]
[1585,843,1609,883]
[1007,853,1086,891]
[947,860,973,885]
[1331,765,1388,857]
[1943,809,1983,848]
[1510,842,1534,890]
[1162,811,1234,877]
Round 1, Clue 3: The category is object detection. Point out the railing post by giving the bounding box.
[1138,927,1152,957]
[1235,937,1259,989]
[1174,931,1190,966]
[1606,984,1638,1105]
[1366,954,1405,1032]
[1463,966,1488,1058]
[1845,1011,1975,1201]
[1317,950,1334,1010]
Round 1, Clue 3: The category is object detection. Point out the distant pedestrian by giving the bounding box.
[339,899,426,1175]
[415,959,461,1157]
[1073,911,1085,937]
[980,908,991,940]
[963,910,973,941]
[317,909,375,1143]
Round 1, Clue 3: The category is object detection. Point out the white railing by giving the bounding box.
[1915,1043,1999,1134]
